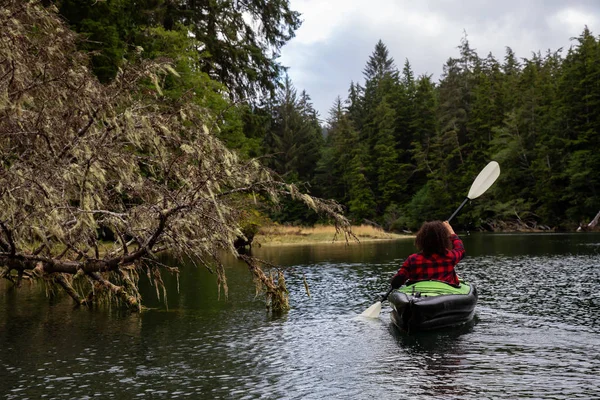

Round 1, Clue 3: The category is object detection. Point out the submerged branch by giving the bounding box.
[87,271,141,311]
[54,273,84,306]
[239,254,289,313]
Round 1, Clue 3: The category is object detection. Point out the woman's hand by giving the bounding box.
[443,221,456,235]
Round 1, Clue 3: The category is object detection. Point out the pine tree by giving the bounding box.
[361,40,399,131]
[296,91,325,182]
[467,53,502,169]
[315,97,358,202]
[393,60,419,200]
[266,76,323,182]
[347,81,365,129]
[501,46,521,114]
[529,50,568,225]
[264,76,299,176]
[437,57,467,176]
[57,0,302,100]
[347,143,377,222]
[435,34,482,210]
[559,28,600,223]
[410,75,438,189]
[358,41,400,205]
[363,40,397,81]
[373,99,402,209]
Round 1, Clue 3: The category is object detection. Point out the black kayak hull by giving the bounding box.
[388,281,478,333]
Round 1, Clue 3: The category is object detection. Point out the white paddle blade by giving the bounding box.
[467,161,500,199]
[360,301,382,318]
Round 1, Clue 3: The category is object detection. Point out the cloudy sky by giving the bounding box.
[279,0,600,121]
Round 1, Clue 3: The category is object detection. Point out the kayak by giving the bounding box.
[388,280,478,333]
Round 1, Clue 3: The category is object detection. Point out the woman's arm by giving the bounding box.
[448,234,465,262]
[390,258,411,288]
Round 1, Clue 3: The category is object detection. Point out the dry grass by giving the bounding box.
[255,224,412,246]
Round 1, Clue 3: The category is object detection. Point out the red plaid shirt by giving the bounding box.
[391,234,464,287]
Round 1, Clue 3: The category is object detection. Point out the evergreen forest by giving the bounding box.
[48,1,600,231]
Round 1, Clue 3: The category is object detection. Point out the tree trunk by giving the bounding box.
[577,210,600,231]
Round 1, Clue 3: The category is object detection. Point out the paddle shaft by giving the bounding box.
[448,161,500,223]
[447,197,469,223]
[382,287,394,302]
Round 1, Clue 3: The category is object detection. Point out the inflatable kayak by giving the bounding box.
[388,280,477,333]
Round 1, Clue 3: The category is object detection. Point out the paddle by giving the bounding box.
[360,161,501,319]
[448,161,501,222]
[360,287,394,318]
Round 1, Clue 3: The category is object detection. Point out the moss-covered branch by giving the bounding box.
[0,1,350,312]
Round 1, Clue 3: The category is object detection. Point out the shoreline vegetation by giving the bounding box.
[252,223,600,247]
[254,224,413,246]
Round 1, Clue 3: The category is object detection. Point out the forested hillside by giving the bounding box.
[54,1,600,231]
[316,34,600,232]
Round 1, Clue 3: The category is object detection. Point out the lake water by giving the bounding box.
[1,233,600,399]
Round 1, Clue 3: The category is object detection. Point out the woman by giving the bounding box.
[390,220,464,289]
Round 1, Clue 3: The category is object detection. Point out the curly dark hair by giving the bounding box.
[415,221,452,256]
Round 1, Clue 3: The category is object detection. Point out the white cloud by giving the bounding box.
[550,8,597,30]
[549,7,598,36]
[279,1,600,120]
[291,0,448,45]
[290,0,355,44]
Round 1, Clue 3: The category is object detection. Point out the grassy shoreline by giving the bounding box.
[254,224,413,246]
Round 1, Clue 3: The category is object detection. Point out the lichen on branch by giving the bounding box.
[0,0,350,312]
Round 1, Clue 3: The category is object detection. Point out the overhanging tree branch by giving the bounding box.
[0,1,350,312]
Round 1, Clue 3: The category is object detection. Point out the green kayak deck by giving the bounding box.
[398,280,472,296]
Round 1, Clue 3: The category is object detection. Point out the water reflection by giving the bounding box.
[2,233,600,399]
[388,322,476,399]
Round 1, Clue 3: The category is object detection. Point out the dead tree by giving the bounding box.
[577,210,600,232]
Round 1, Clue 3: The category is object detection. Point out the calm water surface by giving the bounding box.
[1,233,600,399]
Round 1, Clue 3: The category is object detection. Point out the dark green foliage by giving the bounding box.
[319,31,600,231]
[347,144,377,221]
[168,0,301,101]
[373,99,402,209]
[264,76,323,182]
[262,77,325,224]
[57,0,131,82]
[297,91,325,183]
[409,75,438,187]
[314,97,357,203]
[56,0,300,100]
[363,40,397,81]
[558,28,600,222]
[48,1,600,231]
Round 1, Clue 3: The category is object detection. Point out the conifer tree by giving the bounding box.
[266,77,323,182]
[529,50,567,225]
[502,46,521,114]
[410,75,438,190]
[57,0,301,100]
[467,53,502,169]
[316,97,357,202]
[393,60,419,200]
[296,91,324,183]
[559,28,600,222]
[359,41,400,204]
[373,99,402,209]
[347,144,377,221]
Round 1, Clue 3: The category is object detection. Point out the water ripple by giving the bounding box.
[2,237,600,399]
